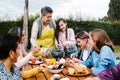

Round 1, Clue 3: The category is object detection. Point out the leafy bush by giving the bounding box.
[0,19,120,48]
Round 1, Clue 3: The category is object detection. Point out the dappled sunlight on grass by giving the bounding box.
[115,45,120,53]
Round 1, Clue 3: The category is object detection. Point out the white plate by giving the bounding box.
[28,60,43,64]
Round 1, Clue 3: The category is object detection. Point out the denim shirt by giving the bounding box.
[0,62,22,80]
[81,45,115,75]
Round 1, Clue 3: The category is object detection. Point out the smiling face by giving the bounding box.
[58,20,67,32]
[42,13,52,25]
[76,38,88,49]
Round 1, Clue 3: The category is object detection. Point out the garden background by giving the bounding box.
[0,16,120,53]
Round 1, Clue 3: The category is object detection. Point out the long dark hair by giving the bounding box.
[0,34,18,60]
[55,18,68,43]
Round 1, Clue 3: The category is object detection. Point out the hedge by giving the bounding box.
[0,19,120,48]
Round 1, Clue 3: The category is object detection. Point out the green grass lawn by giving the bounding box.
[115,45,120,53]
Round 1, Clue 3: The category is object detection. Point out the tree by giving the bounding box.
[107,0,120,21]
[23,0,29,49]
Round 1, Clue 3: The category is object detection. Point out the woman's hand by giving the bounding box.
[70,54,76,58]
[72,58,80,63]
[62,41,68,47]
[56,44,64,50]
[65,58,74,67]
[32,46,40,55]
[38,64,47,72]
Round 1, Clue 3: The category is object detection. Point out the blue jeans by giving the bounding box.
[64,46,78,57]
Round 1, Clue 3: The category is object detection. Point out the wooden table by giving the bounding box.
[23,63,94,80]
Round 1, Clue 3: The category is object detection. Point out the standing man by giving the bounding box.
[30,6,56,56]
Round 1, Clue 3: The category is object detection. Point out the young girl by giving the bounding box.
[55,18,78,57]
[70,31,92,62]
[67,29,115,75]
[82,29,115,75]
[8,27,40,70]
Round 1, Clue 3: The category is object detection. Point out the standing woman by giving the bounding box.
[55,18,78,57]
[8,27,40,70]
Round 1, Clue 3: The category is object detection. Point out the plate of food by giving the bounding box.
[29,59,43,64]
[63,63,91,77]
[48,64,64,74]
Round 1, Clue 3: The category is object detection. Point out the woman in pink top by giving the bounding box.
[8,27,40,70]
[55,18,78,57]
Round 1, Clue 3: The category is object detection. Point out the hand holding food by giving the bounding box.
[70,54,76,58]
[65,58,74,66]
[56,44,64,50]
[62,41,68,47]
[38,64,47,72]
[72,58,80,63]
[32,46,40,55]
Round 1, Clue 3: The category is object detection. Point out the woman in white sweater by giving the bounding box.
[8,27,40,70]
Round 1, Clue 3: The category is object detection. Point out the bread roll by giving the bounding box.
[73,63,87,73]
[68,68,75,75]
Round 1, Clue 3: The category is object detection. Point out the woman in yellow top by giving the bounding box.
[30,6,56,57]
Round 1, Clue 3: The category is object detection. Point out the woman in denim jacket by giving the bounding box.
[67,29,115,75]
[82,29,115,75]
